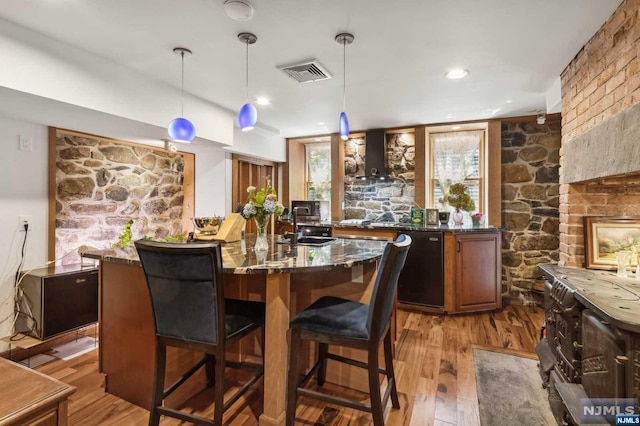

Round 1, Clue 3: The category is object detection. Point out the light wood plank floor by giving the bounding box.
[33,305,544,425]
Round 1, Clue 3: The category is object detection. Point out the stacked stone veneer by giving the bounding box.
[559,0,640,267]
[502,119,561,304]
[344,133,416,222]
[56,132,185,263]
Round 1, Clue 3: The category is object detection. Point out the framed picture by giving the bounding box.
[584,216,640,270]
[426,209,439,226]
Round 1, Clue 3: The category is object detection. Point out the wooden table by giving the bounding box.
[86,236,386,426]
[0,357,76,426]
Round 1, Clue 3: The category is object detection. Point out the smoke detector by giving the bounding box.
[224,0,254,21]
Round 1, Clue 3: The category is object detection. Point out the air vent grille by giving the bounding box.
[279,60,332,83]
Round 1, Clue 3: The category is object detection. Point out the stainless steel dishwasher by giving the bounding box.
[397,231,444,308]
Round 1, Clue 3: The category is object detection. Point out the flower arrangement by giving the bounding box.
[446,182,475,212]
[241,178,284,227]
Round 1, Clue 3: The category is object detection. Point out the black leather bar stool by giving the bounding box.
[135,240,265,426]
[286,234,411,426]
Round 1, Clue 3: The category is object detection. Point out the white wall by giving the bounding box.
[0,18,234,146]
[226,128,286,163]
[189,144,229,216]
[0,117,49,351]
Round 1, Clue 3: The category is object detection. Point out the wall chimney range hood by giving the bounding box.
[356,129,388,181]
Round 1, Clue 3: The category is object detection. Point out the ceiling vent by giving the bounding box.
[278,60,332,83]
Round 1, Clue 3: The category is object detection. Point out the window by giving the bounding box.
[430,130,484,225]
[305,142,331,202]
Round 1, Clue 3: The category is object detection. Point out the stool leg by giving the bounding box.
[205,354,215,387]
[213,348,225,425]
[368,343,384,426]
[317,342,328,386]
[384,330,400,409]
[149,343,167,426]
[286,330,302,426]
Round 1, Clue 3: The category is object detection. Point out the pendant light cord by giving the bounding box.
[245,40,249,102]
[180,50,185,117]
[342,39,346,111]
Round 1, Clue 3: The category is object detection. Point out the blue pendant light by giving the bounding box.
[238,33,258,131]
[168,47,196,143]
[335,33,354,141]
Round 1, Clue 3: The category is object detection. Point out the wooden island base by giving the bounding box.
[99,259,382,425]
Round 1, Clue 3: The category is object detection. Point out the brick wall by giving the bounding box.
[559,0,640,267]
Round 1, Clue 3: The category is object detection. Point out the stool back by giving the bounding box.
[366,234,411,341]
[135,240,225,346]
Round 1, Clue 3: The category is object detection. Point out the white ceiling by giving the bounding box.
[0,0,623,138]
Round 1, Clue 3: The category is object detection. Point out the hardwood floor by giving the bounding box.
[33,305,544,425]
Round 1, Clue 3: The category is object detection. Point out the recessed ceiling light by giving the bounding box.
[446,113,454,119]
[317,121,325,126]
[452,126,461,130]
[255,97,270,105]
[505,100,513,104]
[445,69,469,80]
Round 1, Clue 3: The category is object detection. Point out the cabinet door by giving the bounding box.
[455,232,501,312]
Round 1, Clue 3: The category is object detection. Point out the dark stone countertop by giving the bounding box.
[539,264,640,333]
[279,219,499,233]
[83,235,387,275]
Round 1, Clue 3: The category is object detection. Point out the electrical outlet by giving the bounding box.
[19,136,33,152]
[19,215,32,232]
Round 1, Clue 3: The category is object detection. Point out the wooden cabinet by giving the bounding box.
[444,232,501,313]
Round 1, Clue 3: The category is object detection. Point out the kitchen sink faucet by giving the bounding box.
[290,206,310,245]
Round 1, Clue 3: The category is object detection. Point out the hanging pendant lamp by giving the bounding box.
[335,33,354,141]
[168,47,196,143]
[238,33,258,131]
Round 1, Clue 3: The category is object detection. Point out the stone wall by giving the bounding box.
[559,0,640,267]
[56,132,185,263]
[501,118,561,304]
[343,133,416,222]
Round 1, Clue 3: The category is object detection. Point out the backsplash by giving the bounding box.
[343,133,415,222]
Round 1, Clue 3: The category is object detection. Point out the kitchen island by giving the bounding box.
[84,236,387,426]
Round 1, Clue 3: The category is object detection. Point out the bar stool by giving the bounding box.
[135,240,265,426]
[286,234,411,426]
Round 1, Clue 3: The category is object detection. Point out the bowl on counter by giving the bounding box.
[192,216,223,235]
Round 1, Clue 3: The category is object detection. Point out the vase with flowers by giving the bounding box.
[446,183,475,226]
[241,178,284,252]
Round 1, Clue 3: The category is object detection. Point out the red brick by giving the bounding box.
[577,98,590,115]
[607,194,640,204]
[590,84,606,105]
[627,72,640,94]
[597,63,616,87]
[586,205,621,216]
[582,78,598,98]
[605,70,626,94]
[616,47,636,71]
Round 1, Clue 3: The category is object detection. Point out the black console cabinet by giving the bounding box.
[16,264,98,340]
[398,231,444,308]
